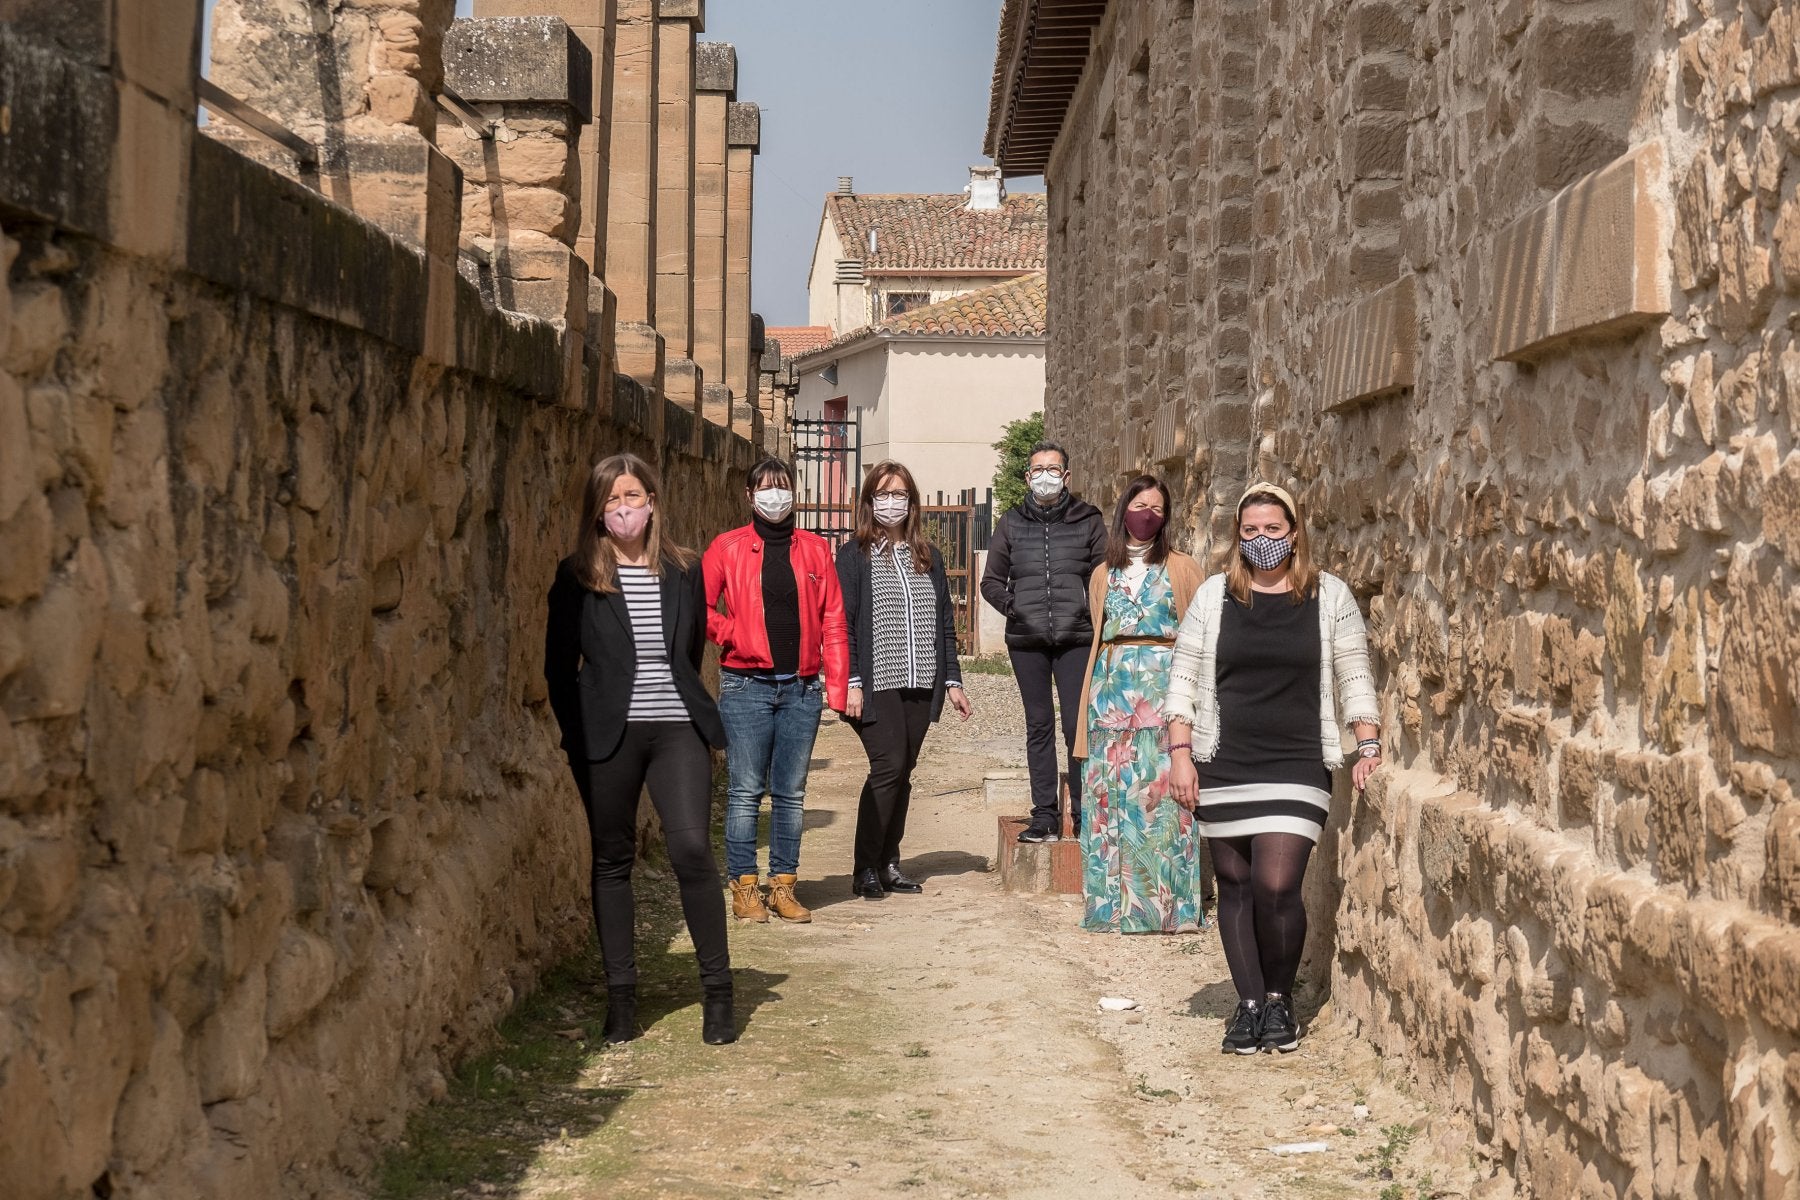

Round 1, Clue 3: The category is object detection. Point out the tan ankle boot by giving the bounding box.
[766,874,812,923]
[730,875,769,922]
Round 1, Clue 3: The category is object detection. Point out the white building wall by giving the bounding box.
[806,219,845,331]
[794,342,892,483]
[885,341,1045,501]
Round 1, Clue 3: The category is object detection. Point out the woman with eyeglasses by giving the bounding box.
[836,461,974,900]
[1073,475,1206,934]
[544,453,737,1046]
[702,456,850,924]
[978,440,1107,844]
[1164,483,1381,1056]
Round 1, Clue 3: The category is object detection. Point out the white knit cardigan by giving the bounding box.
[1163,572,1381,769]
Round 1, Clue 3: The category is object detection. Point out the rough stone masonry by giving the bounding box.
[989,0,1800,1196]
[0,1,761,1197]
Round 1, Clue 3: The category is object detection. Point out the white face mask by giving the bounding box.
[752,487,794,522]
[1027,469,1065,501]
[872,495,909,527]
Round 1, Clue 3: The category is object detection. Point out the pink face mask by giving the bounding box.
[604,501,652,540]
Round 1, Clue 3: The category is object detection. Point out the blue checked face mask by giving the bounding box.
[1239,533,1294,571]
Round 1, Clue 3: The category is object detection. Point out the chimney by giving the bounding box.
[966,164,1004,211]
[837,175,854,195]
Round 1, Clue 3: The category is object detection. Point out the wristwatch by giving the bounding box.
[1357,741,1382,760]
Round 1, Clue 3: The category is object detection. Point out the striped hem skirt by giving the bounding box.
[1195,782,1331,842]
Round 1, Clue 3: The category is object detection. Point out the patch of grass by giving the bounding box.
[374,950,621,1200]
[901,1043,931,1058]
[1131,1073,1179,1101]
[957,655,1015,676]
[1356,1122,1416,1182]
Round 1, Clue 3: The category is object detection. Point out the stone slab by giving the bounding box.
[695,40,736,93]
[0,23,116,239]
[1319,274,1416,411]
[1490,140,1670,362]
[444,17,594,122]
[726,100,760,150]
[657,0,704,22]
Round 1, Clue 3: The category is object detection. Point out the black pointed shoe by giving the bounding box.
[701,986,737,1045]
[602,985,638,1045]
[854,867,888,900]
[881,861,923,894]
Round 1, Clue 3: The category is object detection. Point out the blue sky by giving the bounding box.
[204,1,1038,326]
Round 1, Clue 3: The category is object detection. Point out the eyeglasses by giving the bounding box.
[603,495,649,512]
[871,490,909,502]
[1027,467,1065,480]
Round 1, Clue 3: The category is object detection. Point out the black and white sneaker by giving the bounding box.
[1221,1000,1262,1055]
[1259,995,1299,1053]
[1016,824,1058,844]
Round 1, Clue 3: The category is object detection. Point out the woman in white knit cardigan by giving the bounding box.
[1164,483,1382,1057]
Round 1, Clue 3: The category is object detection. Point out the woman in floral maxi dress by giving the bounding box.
[1074,475,1206,933]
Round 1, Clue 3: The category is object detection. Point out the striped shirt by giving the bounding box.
[865,542,939,693]
[618,565,689,722]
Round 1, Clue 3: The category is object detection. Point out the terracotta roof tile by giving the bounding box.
[827,192,1047,273]
[796,273,1047,361]
[884,272,1046,338]
[766,325,833,357]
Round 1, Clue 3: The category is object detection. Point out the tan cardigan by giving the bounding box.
[1072,551,1204,760]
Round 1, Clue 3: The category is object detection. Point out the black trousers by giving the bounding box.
[1009,644,1089,827]
[849,688,933,875]
[567,721,731,992]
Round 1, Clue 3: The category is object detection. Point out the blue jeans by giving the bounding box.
[718,672,825,878]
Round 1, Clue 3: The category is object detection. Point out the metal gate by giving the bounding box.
[920,488,982,654]
[790,413,862,544]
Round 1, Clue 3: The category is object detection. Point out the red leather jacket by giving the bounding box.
[702,524,851,711]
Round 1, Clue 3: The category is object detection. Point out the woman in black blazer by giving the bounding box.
[544,452,735,1046]
[835,460,974,900]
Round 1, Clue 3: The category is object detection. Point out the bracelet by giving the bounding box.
[1356,738,1381,748]
[1168,742,1192,752]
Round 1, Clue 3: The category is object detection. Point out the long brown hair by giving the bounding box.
[1223,484,1317,606]
[852,460,933,573]
[1105,474,1173,570]
[574,453,694,593]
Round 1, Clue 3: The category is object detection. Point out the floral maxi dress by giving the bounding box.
[1080,563,1204,933]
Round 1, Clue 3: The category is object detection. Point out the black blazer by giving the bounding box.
[544,554,727,761]
[834,539,962,724]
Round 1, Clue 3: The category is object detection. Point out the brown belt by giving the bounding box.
[1102,636,1175,654]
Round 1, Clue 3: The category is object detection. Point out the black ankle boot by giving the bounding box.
[701,986,737,1045]
[602,986,638,1045]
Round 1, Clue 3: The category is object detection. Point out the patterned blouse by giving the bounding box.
[855,541,939,693]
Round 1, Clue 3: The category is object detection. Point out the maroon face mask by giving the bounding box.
[1123,508,1166,541]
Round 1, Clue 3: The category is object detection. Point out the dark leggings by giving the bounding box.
[568,722,730,992]
[848,688,933,874]
[1209,833,1314,1001]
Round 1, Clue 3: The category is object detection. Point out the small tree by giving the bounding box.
[991,411,1044,514]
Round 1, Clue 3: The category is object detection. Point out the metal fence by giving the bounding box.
[790,414,862,545]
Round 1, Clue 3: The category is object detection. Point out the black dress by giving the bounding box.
[1195,590,1333,842]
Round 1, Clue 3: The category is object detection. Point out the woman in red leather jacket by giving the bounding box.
[703,457,851,923]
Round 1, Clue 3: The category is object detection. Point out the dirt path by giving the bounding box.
[374,674,1482,1200]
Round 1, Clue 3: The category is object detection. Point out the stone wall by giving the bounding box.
[999,0,1800,1193]
[0,4,755,1198]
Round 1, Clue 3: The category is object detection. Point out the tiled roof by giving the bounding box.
[826,193,1047,273]
[885,272,1047,338]
[795,273,1047,362]
[766,325,833,357]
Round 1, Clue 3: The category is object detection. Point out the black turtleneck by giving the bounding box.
[754,513,801,675]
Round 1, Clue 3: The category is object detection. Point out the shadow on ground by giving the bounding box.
[796,849,991,914]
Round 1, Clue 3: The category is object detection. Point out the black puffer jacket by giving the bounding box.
[979,493,1107,649]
